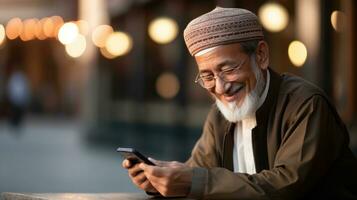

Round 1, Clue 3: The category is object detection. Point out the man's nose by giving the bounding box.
[215,77,229,95]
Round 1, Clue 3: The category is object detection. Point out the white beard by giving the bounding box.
[216,55,265,122]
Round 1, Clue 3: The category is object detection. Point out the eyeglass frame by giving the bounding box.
[194,57,248,89]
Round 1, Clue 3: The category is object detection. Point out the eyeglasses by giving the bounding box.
[195,57,247,89]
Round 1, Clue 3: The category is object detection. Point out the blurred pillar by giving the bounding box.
[78,0,110,125]
[295,0,323,89]
[332,0,356,122]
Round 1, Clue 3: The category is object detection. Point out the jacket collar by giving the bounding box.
[255,68,282,127]
[252,68,282,172]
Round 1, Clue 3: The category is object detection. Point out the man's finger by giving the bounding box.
[140,180,158,193]
[139,162,148,170]
[128,164,144,177]
[122,159,132,168]
[132,172,147,185]
[141,164,168,178]
[150,180,169,196]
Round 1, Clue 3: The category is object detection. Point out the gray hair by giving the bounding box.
[240,40,260,55]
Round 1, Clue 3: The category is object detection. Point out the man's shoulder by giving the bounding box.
[278,73,328,102]
[274,72,340,121]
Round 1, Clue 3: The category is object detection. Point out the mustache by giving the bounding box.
[224,82,245,96]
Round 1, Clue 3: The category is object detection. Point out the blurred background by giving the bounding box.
[0,0,356,194]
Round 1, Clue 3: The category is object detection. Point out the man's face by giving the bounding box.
[194,43,259,108]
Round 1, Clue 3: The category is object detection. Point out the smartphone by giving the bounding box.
[117,147,155,166]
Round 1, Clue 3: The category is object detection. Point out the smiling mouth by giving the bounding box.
[224,83,245,97]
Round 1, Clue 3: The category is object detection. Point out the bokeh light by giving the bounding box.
[6,18,23,40]
[100,47,116,59]
[20,18,37,41]
[105,31,133,57]
[35,18,47,40]
[65,34,87,58]
[288,40,307,67]
[58,22,79,45]
[76,20,89,36]
[51,16,64,38]
[43,17,55,37]
[148,17,178,44]
[92,25,113,48]
[156,72,180,99]
[0,24,6,45]
[258,2,289,32]
[331,10,346,32]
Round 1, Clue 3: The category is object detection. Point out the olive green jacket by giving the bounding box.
[186,69,357,199]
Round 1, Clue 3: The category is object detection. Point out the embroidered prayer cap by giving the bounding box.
[183,7,264,56]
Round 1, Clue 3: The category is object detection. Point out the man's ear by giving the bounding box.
[255,41,269,70]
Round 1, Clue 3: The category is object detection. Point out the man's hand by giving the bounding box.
[139,158,193,197]
[122,159,158,193]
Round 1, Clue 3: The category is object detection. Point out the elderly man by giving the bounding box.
[123,7,357,199]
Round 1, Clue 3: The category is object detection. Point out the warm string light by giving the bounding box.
[288,40,307,67]
[330,10,346,33]
[4,16,65,41]
[6,18,23,40]
[156,72,180,99]
[76,20,90,36]
[0,13,305,70]
[65,34,86,58]
[104,31,133,57]
[20,19,37,41]
[58,22,79,45]
[35,18,47,40]
[148,17,178,44]
[258,2,289,32]
[1,16,183,59]
[0,24,6,45]
[92,25,113,48]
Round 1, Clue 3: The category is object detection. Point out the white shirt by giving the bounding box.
[233,70,270,174]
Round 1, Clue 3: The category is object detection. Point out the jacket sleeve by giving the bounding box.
[187,95,347,200]
[185,108,222,199]
[185,108,220,168]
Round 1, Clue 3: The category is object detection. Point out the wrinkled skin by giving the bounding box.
[194,41,269,108]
